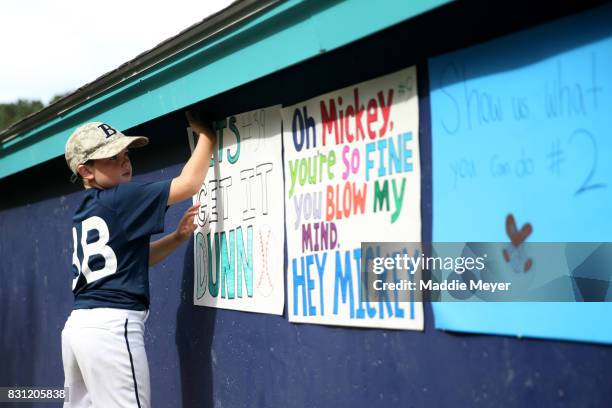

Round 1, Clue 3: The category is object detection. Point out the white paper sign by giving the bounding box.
[282,67,424,329]
[190,105,285,315]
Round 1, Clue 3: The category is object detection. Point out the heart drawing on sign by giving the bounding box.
[502,213,533,272]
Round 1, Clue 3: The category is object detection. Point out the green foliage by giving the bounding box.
[49,91,71,105]
[0,91,72,133]
[0,99,44,132]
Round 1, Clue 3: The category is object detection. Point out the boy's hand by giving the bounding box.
[186,110,215,138]
[175,203,200,242]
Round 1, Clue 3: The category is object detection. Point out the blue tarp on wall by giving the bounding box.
[429,2,612,344]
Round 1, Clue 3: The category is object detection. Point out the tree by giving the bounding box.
[0,99,44,133]
[0,91,72,133]
[49,91,72,105]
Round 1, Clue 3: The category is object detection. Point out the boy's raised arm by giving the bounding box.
[168,111,216,206]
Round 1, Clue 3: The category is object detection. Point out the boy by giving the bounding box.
[62,112,214,408]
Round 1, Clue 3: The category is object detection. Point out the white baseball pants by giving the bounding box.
[61,308,150,408]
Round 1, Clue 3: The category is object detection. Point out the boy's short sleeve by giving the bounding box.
[113,180,172,241]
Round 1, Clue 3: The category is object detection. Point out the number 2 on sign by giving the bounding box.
[569,129,606,196]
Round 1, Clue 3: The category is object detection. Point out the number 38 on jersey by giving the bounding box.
[71,216,117,289]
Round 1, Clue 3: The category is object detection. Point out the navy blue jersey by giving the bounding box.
[70,180,171,311]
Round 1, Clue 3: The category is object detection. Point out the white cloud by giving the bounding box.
[0,0,234,104]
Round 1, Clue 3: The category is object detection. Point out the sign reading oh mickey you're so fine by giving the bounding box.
[282,67,423,330]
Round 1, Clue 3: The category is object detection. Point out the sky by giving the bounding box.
[0,0,235,104]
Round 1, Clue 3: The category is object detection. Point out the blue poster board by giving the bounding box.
[429,3,612,344]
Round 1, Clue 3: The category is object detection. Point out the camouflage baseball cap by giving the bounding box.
[65,122,148,175]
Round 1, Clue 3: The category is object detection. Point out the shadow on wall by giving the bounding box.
[176,235,217,408]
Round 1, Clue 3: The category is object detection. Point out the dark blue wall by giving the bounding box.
[1,1,611,407]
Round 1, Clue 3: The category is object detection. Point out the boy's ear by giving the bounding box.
[77,163,94,181]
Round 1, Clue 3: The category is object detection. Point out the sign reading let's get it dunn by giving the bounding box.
[188,106,285,315]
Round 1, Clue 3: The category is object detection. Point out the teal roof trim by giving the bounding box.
[0,0,452,179]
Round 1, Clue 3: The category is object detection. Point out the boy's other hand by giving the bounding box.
[186,110,215,139]
[175,203,200,242]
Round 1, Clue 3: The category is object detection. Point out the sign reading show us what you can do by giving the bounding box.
[283,67,424,330]
[189,106,285,315]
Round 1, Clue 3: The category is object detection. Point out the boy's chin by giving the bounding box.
[104,175,131,187]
